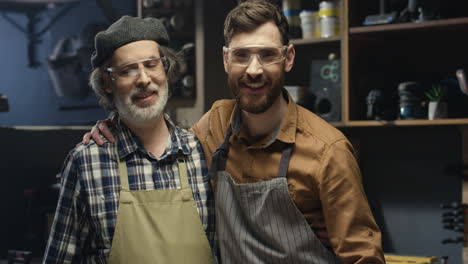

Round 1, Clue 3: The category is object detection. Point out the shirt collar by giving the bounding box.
[229,89,297,148]
[114,113,191,160]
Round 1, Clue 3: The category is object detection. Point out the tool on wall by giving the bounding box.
[365,89,396,120]
[398,0,440,23]
[363,0,445,26]
[363,0,398,25]
[141,1,197,103]
[7,250,32,264]
[440,201,466,245]
[47,37,89,99]
[0,93,9,112]
[0,0,80,67]
[175,42,196,98]
[456,68,468,96]
[0,0,120,68]
[47,22,107,101]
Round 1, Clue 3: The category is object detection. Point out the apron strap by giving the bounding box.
[177,151,190,189]
[210,126,294,179]
[277,143,293,178]
[209,127,232,174]
[115,138,189,191]
[116,141,130,191]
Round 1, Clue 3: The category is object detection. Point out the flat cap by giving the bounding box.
[91,16,169,68]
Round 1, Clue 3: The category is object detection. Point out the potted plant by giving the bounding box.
[425,84,448,120]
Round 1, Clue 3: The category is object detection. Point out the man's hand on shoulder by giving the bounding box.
[80,119,116,146]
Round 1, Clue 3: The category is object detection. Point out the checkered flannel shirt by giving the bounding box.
[43,116,215,263]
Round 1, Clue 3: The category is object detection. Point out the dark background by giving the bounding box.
[0,0,465,262]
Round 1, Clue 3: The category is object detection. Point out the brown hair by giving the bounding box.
[224,0,289,46]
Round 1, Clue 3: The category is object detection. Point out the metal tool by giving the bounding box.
[440,201,466,245]
[456,69,468,95]
[7,250,32,264]
[0,93,9,112]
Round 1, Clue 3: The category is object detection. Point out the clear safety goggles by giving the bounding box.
[223,45,288,66]
[106,57,167,81]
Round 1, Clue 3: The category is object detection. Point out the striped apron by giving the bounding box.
[209,128,341,264]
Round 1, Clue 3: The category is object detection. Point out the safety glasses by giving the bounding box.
[106,57,167,81]
[223,45,288,67]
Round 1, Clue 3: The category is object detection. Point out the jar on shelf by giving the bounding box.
[299,10,319,39]
[282,0,302,39]
[318,1,340,38]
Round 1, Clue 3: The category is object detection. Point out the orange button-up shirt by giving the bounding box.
[191,92,385,264]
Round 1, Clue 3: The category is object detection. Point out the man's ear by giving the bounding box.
[284,44,295,73]
[102,73,113,94]
[223,49,229,73]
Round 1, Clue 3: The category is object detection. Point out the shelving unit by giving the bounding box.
[346,0,468,127]
[288,1,468,261]
[346,1,468,262]
[349,17,468,34]
[290,0,468,127]
[348,119,468,127]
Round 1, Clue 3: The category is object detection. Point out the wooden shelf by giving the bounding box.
[344,118,468,127]
[350,17,468,34]
[0,126,92,130]
[330,121,346,127]
[291,36,341,45]
[0,0,78,12]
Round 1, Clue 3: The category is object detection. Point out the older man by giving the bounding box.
[85,1,385,263]
[44,16,215,263]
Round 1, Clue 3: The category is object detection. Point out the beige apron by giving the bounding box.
[108,145,213,264]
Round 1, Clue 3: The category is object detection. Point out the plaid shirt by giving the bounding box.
[43,116,215,263]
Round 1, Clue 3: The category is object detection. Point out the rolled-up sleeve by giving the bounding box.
[318,139,385,264]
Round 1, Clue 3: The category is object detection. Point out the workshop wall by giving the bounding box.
[0,0,136,259]
[0,127,87,259]
[344,126,463,263]
[0,1,135,126]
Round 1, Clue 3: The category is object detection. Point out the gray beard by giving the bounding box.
[114,82,169,124]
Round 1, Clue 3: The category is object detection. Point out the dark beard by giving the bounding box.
[229,73,284,114]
